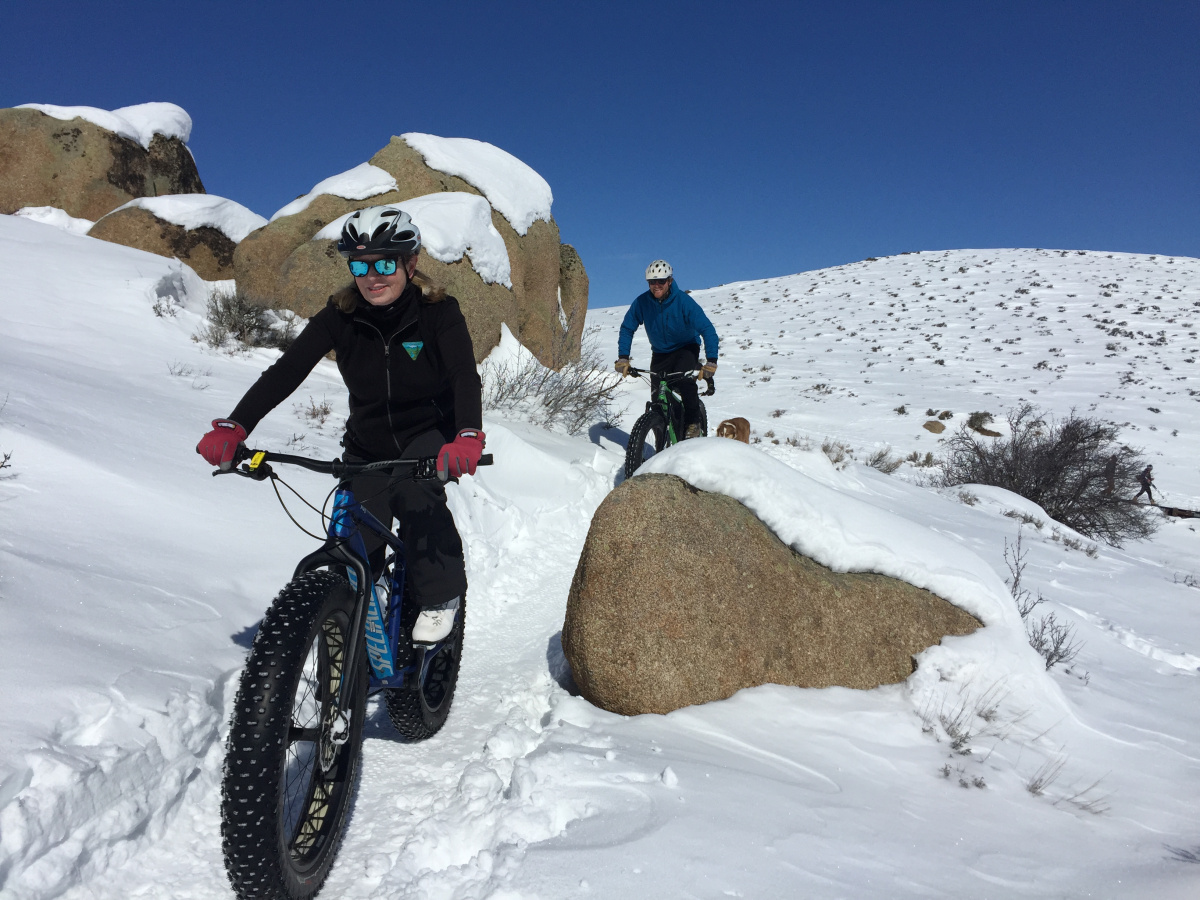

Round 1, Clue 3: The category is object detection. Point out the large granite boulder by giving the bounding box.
[0,104,204,221]
[88,195,266,281]
[562,473,982,715]
[558,243,590,360]
[234,187,409,315]
[233,135,587,366]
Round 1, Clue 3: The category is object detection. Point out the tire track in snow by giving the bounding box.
[1065,604,1200,673]
[318,456,614,899]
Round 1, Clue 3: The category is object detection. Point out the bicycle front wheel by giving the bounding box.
[625,411,667,478]
[221,570,367,900]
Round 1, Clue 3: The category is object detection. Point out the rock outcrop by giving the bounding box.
[87,195,266,281]
[233,135,586,365]
[0,107,204,221]
[562,473,982,715]
[558,243,590,356]
[89,208,230,280]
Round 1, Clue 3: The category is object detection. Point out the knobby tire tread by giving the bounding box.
[625,411,666,478]
[385,594,466,741]
[221,570,366,900]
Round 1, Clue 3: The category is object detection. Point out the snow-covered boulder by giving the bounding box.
[233,134,588,365]
[563,470,982,716]
[0,103,204,221]
[88,195,266,280]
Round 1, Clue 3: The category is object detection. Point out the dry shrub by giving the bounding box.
[482,326,622,435]
[866,447,903,474]
[195,287,297,351]
[941,404,1158,546]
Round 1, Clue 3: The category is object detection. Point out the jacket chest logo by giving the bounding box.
[401,341,424,361]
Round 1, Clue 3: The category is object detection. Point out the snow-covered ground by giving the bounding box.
[1,215,1198,898]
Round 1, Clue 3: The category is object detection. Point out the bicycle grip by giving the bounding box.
[479,453,494,466]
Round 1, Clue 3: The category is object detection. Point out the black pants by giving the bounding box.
[347,429,466,609]
[650,344,701,426]
[1134,483,1155,502]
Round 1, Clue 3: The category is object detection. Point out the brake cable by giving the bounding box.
[267,472,335,541]
[265,466,408,543]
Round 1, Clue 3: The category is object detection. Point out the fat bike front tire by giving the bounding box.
[221,570,368,900]
[625,411,667,478]
[385,594,466,741]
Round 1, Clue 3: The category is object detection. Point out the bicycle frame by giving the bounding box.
[223,450,476,706]
[292,482,416,693]
[630,368,714,447]
[650,375,687,446]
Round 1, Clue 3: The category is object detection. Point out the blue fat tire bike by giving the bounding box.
[623,368,715,478]
[215,446,490,900]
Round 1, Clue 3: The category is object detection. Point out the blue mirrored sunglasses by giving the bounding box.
[348,258,398,277]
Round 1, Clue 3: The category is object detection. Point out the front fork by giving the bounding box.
[657,383,681,444]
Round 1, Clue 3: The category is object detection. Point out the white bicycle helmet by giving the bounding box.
[645,259,673,280]
[337,206,421,258]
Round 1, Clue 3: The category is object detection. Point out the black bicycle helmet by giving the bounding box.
[337,206,422,258]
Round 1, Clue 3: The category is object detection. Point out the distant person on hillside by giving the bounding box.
[1102,453,1117,497]
[1133,464,1156,504]
[615,259,720,439]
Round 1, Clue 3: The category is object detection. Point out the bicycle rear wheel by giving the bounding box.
[625,411,667,478]
[221,570,367,900]
[385,593,466,741]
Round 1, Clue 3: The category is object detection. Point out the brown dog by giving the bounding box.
[715,417,751,443]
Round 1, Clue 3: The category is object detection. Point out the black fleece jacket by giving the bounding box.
[229,284,482,459]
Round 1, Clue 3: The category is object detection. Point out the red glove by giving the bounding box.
[436,429,485,481]
[197,418,247,469]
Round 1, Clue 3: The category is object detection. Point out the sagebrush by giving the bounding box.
[1004,530,1082,670]
[940,404,1158,546]
[481,327,622,435]
[194,288,297,351]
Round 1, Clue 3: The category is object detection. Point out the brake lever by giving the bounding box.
[211,444,272,480]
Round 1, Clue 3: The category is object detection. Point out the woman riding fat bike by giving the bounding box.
[197,205,484,640]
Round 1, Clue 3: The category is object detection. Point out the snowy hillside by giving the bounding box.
[1,217,1198,899]
[593,248,1200,504]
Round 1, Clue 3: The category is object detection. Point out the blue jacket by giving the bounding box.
[618,283,720,360]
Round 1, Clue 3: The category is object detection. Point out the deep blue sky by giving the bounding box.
[4,1,1197,307]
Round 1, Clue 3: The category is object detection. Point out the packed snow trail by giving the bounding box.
[54,423,621,900]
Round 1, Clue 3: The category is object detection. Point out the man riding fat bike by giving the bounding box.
[615,259,720,439]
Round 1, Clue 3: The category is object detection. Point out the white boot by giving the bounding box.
[412,595,460,643]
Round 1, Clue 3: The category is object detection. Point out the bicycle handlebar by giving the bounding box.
[626,367,716,396]
[215,445,494,482]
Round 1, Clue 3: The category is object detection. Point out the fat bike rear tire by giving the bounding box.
[625,411,667,478]
[221,570,368,900]
[385,594,466,741]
